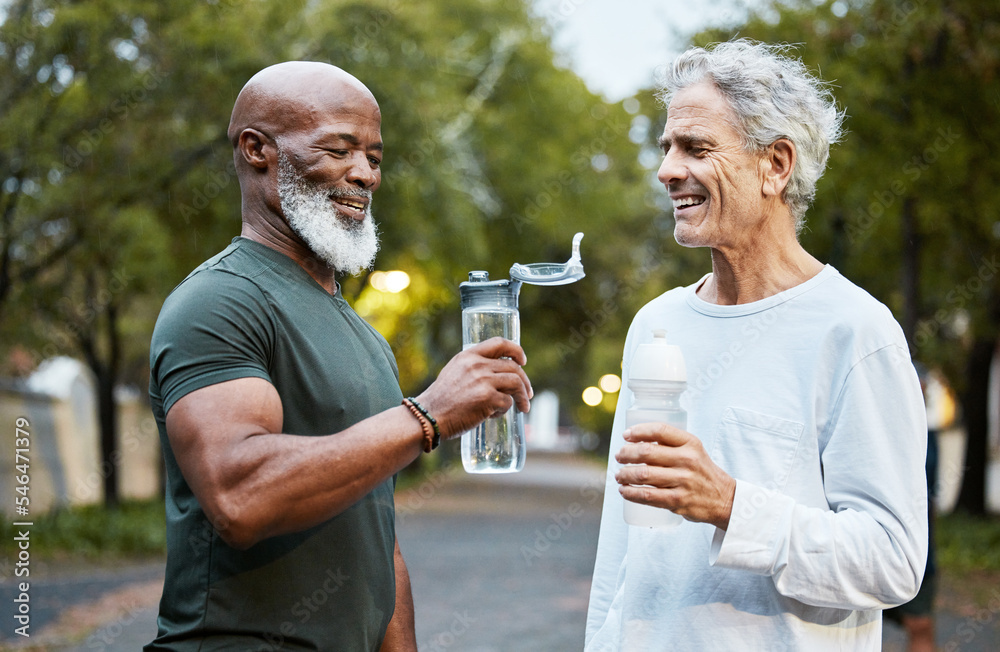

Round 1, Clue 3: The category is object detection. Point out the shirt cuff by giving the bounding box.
[709,479,795,576]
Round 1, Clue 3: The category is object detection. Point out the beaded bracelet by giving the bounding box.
[402,398,440,453]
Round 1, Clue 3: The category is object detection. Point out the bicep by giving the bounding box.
[165,377,284,500]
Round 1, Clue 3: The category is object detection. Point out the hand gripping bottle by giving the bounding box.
[459,233,586,474]
[622,328,687,528]
[459,271,525,473]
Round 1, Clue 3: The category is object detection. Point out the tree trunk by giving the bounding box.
[900,196,921,347]
[96,363,120,508]
[77,289,123,509]
[954,336,994,515]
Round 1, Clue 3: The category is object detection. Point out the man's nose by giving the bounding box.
[657,148,687,187]
[345,154,378,189]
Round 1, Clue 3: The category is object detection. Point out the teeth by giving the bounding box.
[338,200,364,210]
[673,196,704,208]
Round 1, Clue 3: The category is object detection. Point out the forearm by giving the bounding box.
[182,405,425,549]
[168,338,532,549]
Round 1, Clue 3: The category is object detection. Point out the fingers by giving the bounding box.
[417,338,533,438]
[467,336,528,366]
[485,356,533,408]
[614,431,737,529]
[615,458,686,489]
[618,483,681,510]
[622,422,689,446]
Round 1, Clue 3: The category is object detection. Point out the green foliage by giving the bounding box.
[936,512,1000,574]
[0,500,166,557]
[2,0,707,443]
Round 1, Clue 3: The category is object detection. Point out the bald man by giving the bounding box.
[145,62,532,651]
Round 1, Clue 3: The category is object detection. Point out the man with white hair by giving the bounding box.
[586,40,928,651]
[146,61,532,650]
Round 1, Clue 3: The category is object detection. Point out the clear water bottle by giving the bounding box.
[458,233,586,474]
[460,271,525,473]
[622,328,687,528]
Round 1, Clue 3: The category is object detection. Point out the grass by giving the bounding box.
[0,499,167,559]
[934,511,1000,610]
[936,511,1000,573]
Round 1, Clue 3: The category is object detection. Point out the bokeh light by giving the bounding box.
[369,270,411,293]
[599,373,621,393]
[582,386,603,406]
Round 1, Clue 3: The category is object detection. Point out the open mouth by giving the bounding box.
[330,194,369,220]
[672,195,706,211]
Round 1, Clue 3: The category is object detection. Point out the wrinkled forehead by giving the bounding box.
[663,81,743,141]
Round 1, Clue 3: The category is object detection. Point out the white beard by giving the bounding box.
[276,151,380,276]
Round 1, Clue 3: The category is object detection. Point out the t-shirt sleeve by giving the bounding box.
[151,269,275,415]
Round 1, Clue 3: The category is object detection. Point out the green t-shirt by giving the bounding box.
[146,237,402,651]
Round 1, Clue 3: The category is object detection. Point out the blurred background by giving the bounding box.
[0,0,998,649]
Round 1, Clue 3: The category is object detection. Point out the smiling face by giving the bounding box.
[271,81,384,274]
[229,63,387,277]
[276,147,380,275]
[657,80,769,251]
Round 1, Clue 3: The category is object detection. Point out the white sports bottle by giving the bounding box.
[622,328,687,528]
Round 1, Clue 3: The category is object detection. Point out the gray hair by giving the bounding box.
[656,39,846,230]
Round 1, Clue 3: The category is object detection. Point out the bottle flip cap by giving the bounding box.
[630,329,686,382]
[508,232,585,286]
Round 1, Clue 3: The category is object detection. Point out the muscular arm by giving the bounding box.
[166,337,531,550]
[167,377,422,549]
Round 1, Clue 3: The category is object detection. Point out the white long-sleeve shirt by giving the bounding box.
[586,266,928,651]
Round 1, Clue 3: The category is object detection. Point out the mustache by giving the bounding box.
[328,187,372,201]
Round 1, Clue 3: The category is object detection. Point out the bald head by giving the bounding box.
[227,61,379,148]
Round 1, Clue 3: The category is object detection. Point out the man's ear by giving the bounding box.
[762,138,795,198]
[237,128,272,170]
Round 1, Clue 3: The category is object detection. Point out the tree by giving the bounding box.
[694,0,1000,513]
[2,0,695,497]
[0,0,291,505]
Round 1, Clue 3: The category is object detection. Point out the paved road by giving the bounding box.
[5,452,999,651]
[395,454,607,652]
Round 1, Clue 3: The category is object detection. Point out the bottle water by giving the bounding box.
[459,272,526,473]
[622,328,687,528]
[456,235,586,474]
